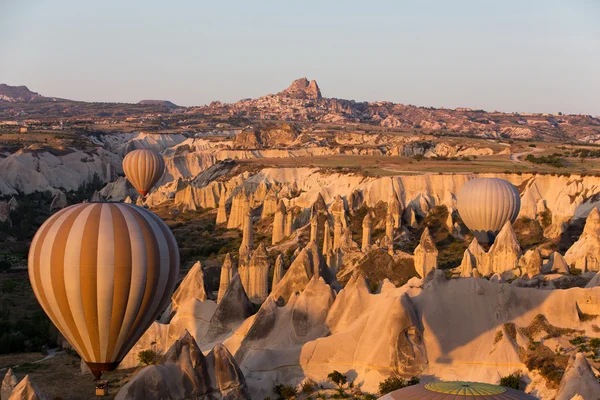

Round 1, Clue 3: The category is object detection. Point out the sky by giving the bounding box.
[0,0,599,114]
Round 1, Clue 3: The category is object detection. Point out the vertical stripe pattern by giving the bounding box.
[456,178,521,244]
[28,203,179,368]
[122,149,165,196]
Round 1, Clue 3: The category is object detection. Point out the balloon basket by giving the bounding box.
[95,380,109,396]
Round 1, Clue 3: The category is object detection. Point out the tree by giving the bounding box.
[328,370,347,389]
[137,349,158,365]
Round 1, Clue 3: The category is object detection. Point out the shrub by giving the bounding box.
[301,378,316,394]
[328,370,347,389]
[137,349,158,365]
[500,371,525,390]
[569,336,586,346]
[379,376,419,396]
[273,384,297,400]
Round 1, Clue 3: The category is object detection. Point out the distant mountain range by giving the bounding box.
[1,79,599,143]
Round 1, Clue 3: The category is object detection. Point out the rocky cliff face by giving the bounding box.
[564,207,600,272]
[278,78,322,100]
[555,353,600,400]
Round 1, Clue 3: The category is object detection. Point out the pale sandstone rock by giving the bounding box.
[7,376,47,400]
[123,195,133,204]
[487,221,521,277]
[7,197,18,211]
[555,353,600,400]
[404,206,418,229]
[50,190,67,210]
[217,254,237,304]
[414,227,438,278]
[329,194,347,228]
[385,212,394,242]
[284,208,294,237]
[542,251,570,275]
[216,187,228,224]
[272,200,286,244]
[388,192,401,228]
[309,213,318,243]
[115,331,250,400]
[459,249,475,278]
[240,212,253,251]
[564,207,600,272]
[1,369,17,400]
[333,217,343,250]
[519,248,543,278]
[273,254,285,290]
[247,243,270,304]
[172,261,214,313]
[322,220,332,255]
[362,212,373,252]
[261,187,278,218]
[135,196,144,206]
[204,275,254,343]
[227,190,250,230]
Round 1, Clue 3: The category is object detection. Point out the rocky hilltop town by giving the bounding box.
[0,79,600,400]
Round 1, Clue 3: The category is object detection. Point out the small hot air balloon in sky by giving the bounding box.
[122,149,165,197]
[456,177,521,244]
[28,202,179,379]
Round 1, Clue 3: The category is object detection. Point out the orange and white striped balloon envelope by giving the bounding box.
[122,149,165,197]
[28,202,179,379]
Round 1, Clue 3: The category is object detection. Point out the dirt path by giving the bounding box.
[510,147,544,165]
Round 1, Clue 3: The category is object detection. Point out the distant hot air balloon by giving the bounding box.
[122,149,165,197]
[28,203,179,379]
[456,178,520,244]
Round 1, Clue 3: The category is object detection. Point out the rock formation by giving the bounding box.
[135,196,144,206]
[362,212,372,252]
[333,217,343,250]
[7,197,18,211]
[413,227,438,278]
[273,254,285,289]
[6,376,47,400]
[544,251,570,274]
[172,261,214,313]
[123,195,133,204]
[459,248,476,278]
[217,254,237,304]
[309,213,318,243]
[227,190,250,230]
[278,77,321,99]
[388,192,401,228]
[215,187,228,224]
[247,243,270,304]
[330,195,347,228]
[555,353,600,400]
[518,248,542,278]
[404,206,418,229]
[204,274,254,343]
[270,242,334,304]
[310,193,327,216]
[284,208,293,237]
[272,200,286,244]
[1,369,17,400]
[385,212,394,242]
[564,206,600,272]
[323,220,332,254]
[50,190,67,210]
[261,188,278,218]
[115,332,250,400]
[487,221,521,277]
[240,211,254,252]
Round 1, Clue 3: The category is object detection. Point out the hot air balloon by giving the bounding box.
[380,381,537,399]
[28,203,179,379]
[456,178,520,244]
[122,149,165,197]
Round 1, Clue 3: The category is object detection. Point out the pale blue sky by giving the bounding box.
[1,0,599,114]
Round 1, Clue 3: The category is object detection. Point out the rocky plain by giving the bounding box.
[1,79,600,399]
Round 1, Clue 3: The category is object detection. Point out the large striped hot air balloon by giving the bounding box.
[122,149,165,197]
[457,178,521,244]
[379,381,537,399]
[28,203,179,379]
